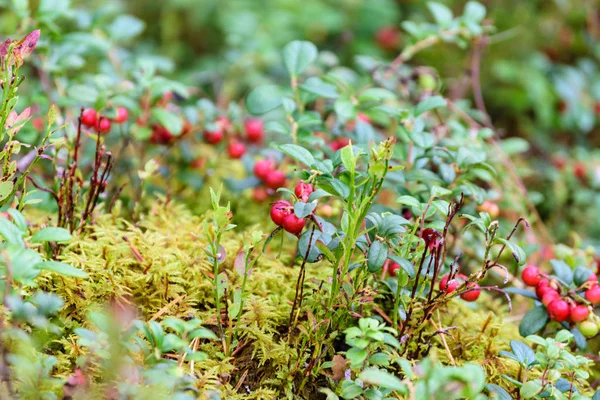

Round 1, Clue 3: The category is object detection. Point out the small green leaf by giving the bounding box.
[464,1,486,22]
[414,95,446,116]
[427,2,453,25]
[358,88,396,103]
[246,85,283,115]
[300,77,339,98]
[486,384,512,400]
[283,40,318,76]
[367,241,388,273]
[294,202,317,218]
[279,144,315,167]
[550,260,574,285]
[334,98,356,120]
[31,227,72,243]
[36,261,87,278]
[520,380,542,399]
[0,217,24,245]
[108,15,145,41]
[510,340,536,367]
[340,144,356,175]
[519,306,549,337]
[358,368,407,391]
[151,109,183,136]
[494,238,526,266]
[0,181,14,201]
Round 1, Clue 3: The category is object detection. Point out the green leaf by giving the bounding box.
[279,144,315,167]
[520,380,542,399]
[367,241,388,273]
[246,85,283,115]
[486,384,512,400]
[428,2,453,25]
[300,77,339,98]
[510,340,536,367]
[494,238,526,266]
[0,181,14,201]
[294,202,317,218]
[341,382,364,400]
[36,261,88,278]
[340,144,356,175]
[67,84,98,104]
[387,255,415,278]
[519,306,548,337]
[0,217,24,245]
[31,227,72,243]
[358,88,396,103]
[464,1,486,22]
[334,98,356,121]
[151,109,183,136]
[573,267,593,287]
[358,368,407,391]
[414,95,446,116]
[283,40,318,76]
[550,260,573,285]
[108,15,145,41]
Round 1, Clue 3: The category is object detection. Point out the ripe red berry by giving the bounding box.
[150,125,174,145]
[113,107,128,123]
[270,200,292,226]
[227,141,246,159]
[81,108,97,127]
[329,137,350,151]
[588,272,598,283]
[204,129,224,144]
[357,113,370,123]
[252,187,269,203]
[541,290,560,307]
[245,119,264,143]
[570,305,590,323]
[585,285,600,304]
[460,284,480,302]
[547,298,570,322]
[375,26,401,51]
[294,181,314,202]
[421,228,442,250]
[522,266,541,286]
[439,274,459,293]
[96,117,111,134]
[282,213,306,235]
[574,162,587,181]
[216,116,232,131]
[535,279,552,299]
[253,159,275,180]
[264,170,286,190]
[388,262,401,277]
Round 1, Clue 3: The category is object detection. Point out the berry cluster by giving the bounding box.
[438,273,481,302]
[81,107,128,134]
[254,159,286,190]
[522,265,600,338]
[203,117,265,161]
[269,181,314,236]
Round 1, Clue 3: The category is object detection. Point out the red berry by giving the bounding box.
[588,272,598,283]
[282,213,305,235]
[439,274,459,293]
[252,187,269,203]
[329,137,350,151]
[96,117,111,134]
[535,279,551,299]
[570,305,590,323]
[245,119,264,143]
[375,26,401,51]
[574,162,587,181]
[204,129,224,144]
[270,200,292,226]
[81,109,97,127]
[190,157,205,169]
[547,298,570,322]
[389,262,400,277]
[114,107,128,123]
[150,125,174,145]
[421,228,442,250]
[357,113,370,123]
[227,141,246,159]
[253,159,275,180]
[264,170,286,190]
[585,285,600,304]
[294,181,314,202]
[541,290,560,307]
[522,265,542,286]
[460,284,480,302]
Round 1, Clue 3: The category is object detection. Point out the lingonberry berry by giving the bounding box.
[535,279,552,299]
[216,116,232,131]
[227,141,246,159]
[375,26,401,51]
[264,170,286,190]
[114,107,128,123]
[584,285,600,304]
[570,305,590,323]
[270,200,292,226]
[389,262,400,277]
[579,320,599,338]
[329,137,350,151]
[294,181,313,202]
[96,117,111,134]
[588,272,598,282]
[253,159,275,180]
[439,274,459,293]
[541,290,560,307]
[204,128,224,144]
[81,108,97,127]
[150,125,174,145]
[421,228,442,250]
[460,284,480,302]
[547,298,570,322]
[282,213,305,235]
[522,265,542,286]
[245,119,264,143]
[252,187,269,203]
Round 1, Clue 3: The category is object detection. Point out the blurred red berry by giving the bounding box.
[460,284,480,302]
[252,187,269,202]
[376,26,401,51]
[96,117,111,134]
[547,298,570,322]
[389,262,400,277]
[253,159,275,180]
[522,265,541,286]
[81,108,97,127]
[329,137,350,151]
[585,285,600,304]
[114,107,128,123]
[570,305,590,322]
[245,119,264,143]
[204,129,224,144]
[264,170,286,190]
[541,290,560,307]
[150,125,174,145]
[227,141,246,159]
[216,116,232,131]
[282,213,305,235]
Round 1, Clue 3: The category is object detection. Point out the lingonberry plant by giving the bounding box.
[0,0,599,398]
